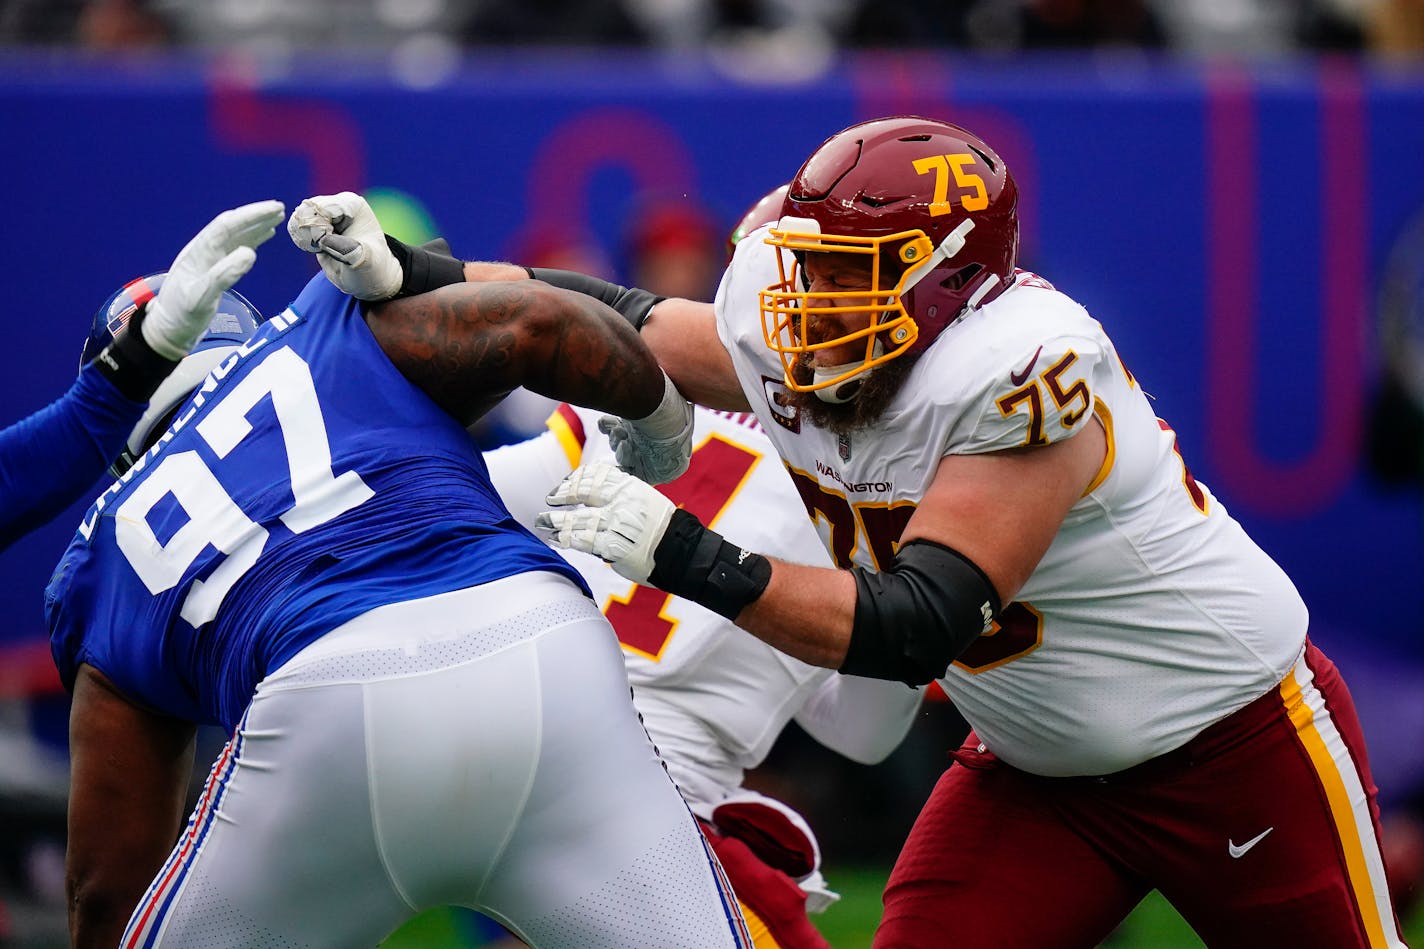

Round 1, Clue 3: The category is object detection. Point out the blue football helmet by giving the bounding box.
[82,271,264,476]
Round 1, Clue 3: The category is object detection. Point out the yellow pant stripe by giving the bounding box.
[739,902,781,949]
[1280,657,1402,948]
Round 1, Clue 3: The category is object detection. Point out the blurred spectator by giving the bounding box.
[0,0,85,44]
[1298,0,1369,49]
[845,0,973,47]
[5,0,1410,54]
[1,0,170,46]
[624,195,723,301]
[1147,0,1368,55]
[153,0,465,59]
[622,0,857,50]
[1022,0,1166,47]
[78,0,169,48]
[507,225,618,280]
[462,0,645,45]
[965,0,1167,50]
[1367,0,1424,56]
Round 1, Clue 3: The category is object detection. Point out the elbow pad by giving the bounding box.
[840,540,1001,686]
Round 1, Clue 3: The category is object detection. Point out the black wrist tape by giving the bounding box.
[92,306,179,402]
[649,509,772,620]
[527,267,665,331]
[385,235,467,299]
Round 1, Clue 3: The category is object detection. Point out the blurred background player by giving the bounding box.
[624,194,725,303]
[485,398,924,949]
[0,200,283,550]
[46,197,751,948]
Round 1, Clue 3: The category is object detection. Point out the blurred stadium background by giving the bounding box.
[3,1,1424,946]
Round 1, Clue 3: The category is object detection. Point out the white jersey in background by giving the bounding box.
[485,402,924,811]
[715,228,1308,777]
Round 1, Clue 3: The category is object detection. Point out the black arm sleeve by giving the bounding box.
[840,539,1002,686]
[525,268,665,331]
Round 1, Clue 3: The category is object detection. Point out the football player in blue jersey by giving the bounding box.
[48,197,750,949]
[0,200,284,550]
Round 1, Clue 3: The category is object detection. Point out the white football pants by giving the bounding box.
[120,571,751,948]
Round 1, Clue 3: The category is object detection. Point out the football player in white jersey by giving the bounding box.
[300,118,1406,948]
[484,399,924,948]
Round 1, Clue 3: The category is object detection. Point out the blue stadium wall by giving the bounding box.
[2,50,1422,684]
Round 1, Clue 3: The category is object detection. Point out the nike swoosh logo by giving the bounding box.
[1010,345,1044,386]
[1228,827,1274,858]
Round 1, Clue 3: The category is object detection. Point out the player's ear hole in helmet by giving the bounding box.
[760,115,1020,397]
[81,272,264,477]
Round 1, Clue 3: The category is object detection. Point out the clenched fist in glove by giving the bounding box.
[141,200,286,360]
[599,373,694,485]
[539,462,770,620]
[287,192,404,301]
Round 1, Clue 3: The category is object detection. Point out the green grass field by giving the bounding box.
[382,864,1424,947]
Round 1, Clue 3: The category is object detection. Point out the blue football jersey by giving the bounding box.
[46,275,588,729]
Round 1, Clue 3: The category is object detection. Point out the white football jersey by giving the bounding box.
[484,402,922,811]
[716,232,1309,777]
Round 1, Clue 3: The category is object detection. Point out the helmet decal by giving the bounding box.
[912,153,990,215]
[81,271,264,475]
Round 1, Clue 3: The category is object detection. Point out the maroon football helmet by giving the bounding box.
[726,183,790,261]
[759,116,1020,394]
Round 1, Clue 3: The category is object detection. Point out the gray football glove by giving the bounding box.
[537,462,675,584]
[287,191,403,301]
[141,200,286,360]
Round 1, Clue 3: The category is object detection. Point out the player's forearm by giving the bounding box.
[735,560,856,669]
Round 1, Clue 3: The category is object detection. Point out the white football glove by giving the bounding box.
[599,373,694,485]
[140,200,286,360]
[287,191,403,301]
[536,462,675,585]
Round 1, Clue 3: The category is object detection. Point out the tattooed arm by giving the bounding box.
[364,279,669,428]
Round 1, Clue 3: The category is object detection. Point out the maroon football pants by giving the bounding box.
[876,642,1407,948]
